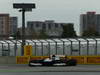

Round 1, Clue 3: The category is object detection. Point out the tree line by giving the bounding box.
[13,24,100,39]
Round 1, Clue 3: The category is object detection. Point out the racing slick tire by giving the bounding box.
[28,63,33,67]
[28,61,36,67]
[42,62,54,66]
[66,59,77,66]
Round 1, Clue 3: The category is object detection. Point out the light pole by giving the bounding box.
[13,3,36,55]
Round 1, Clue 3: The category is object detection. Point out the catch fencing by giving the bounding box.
[0,38,100,56]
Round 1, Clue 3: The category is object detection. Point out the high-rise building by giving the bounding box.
[9,17,18,36]
[80,11,100,35]
[0,14,10,39]
[0,14,18,39]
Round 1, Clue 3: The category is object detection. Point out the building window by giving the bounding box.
[30,24,34,29]
[0,20,3,25]
[1,21,3,25]
[36,23,40,28]
[55,23,58,28]
[48,23,51,29]
[42,23,46,29]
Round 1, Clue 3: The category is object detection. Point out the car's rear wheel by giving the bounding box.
[66,59,77,66]
[28,63,33,67]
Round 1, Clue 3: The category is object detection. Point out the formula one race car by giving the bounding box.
[28,55,77,66]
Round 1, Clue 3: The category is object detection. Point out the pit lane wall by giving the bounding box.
[16,56,100,64]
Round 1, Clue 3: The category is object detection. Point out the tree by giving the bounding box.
[82,27,100,37]
[31,30,39,39]
[39,29,48,39]
[61,23,77,38]
[13,30,21,39]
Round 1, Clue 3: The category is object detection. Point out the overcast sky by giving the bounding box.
[0,0,100,35]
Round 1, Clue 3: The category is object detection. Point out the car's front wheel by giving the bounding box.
[28,63,33,67]
[42,62,53,66]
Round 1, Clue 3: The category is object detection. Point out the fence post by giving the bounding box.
[59,39,65,55]
[45,40,50,56]
[32,40,36,56]
[69,40,73,55]
[52,39,57,55]
[93,39,97,55]
[84,39,89,55]
[76,39,81,55]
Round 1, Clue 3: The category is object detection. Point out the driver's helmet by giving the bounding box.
[52,55,55,57]
[52,55,56,60]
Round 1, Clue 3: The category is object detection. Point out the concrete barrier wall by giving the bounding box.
[0,56,99,64]
[16,56,100,64]
[0,56,16,64]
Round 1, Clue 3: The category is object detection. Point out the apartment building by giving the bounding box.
[0,14,18,39]
[80,11,100,35]
[27,20,63,37]
[0,14,9,39]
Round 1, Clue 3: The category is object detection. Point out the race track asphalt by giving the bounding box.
[0,64,99,72]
